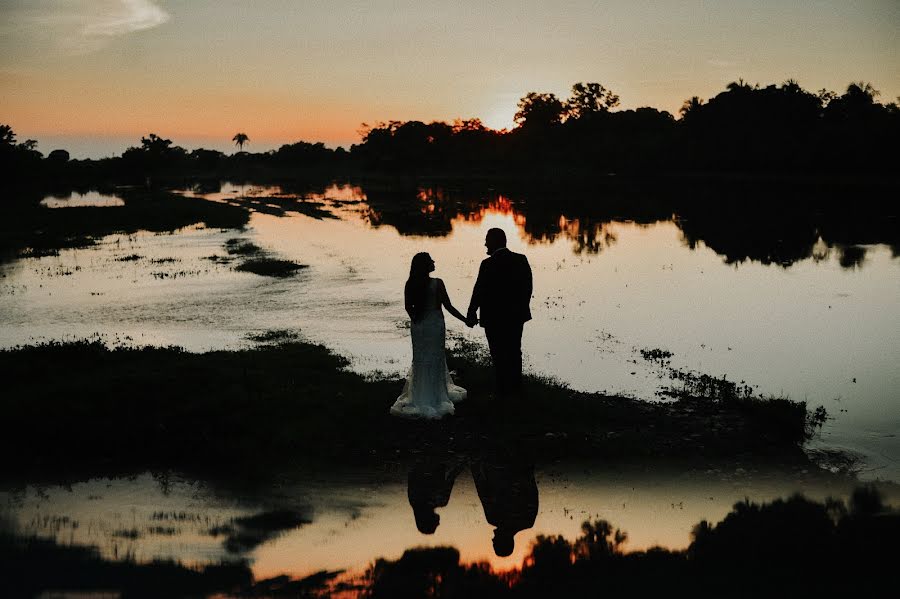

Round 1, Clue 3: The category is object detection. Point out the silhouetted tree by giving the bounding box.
[514,92,565,129]
[0,124,44,181]
[47,149,70,163]
[189,148,225,171]
[120,133,188,180]
[0,124,15,145]
[565,82,620,120]
[679,96,704,121]
[232,132,249,151]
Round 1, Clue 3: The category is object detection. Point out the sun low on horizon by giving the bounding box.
[1,0,897,158]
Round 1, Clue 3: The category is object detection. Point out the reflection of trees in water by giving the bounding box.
[549,216,618,254]
[362,486,896,598]
[358,183,667,256]
[675,192,899,269]
[362,185,459,236]
[5,484,894,596]
[354,181,898,269]
[675,210,822,267]
[454,193,527,229]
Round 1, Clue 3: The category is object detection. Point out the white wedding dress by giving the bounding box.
[391,278,467,418]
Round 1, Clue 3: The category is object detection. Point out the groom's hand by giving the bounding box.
[465,315,478,328]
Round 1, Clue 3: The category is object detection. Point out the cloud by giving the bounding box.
[81,0,170,38]
[16,0,171,53]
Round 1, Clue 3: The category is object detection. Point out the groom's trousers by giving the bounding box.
[484,322,524,398]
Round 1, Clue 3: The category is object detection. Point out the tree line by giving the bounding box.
[3,79,898,186]
[353,79,898,174]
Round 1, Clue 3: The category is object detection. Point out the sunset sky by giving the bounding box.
[2,0,897,158]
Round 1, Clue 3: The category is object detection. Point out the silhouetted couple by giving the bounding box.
[407,441,538,557]
[390,228,533,418]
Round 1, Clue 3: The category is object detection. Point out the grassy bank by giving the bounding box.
[0,338,826,480]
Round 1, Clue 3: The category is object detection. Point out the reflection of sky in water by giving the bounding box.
[1,184,898,481]
[2,465,889,581]
[39,190,125,208]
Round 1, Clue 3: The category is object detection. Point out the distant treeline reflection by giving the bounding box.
[358,181,899,268]
[2,80,899,183]
[4,486,895,597]
[362,486,897,598]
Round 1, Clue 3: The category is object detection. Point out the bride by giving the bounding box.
[391,252,468,418]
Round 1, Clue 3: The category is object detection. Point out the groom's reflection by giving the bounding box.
[406,435,538,556]
[471,438,538,557]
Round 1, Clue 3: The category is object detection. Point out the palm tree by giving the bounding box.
[0,124,16,146]
[679,96,704,120]
[232,132,249,152]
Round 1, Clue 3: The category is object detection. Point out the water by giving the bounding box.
[2,180,898,587]
[2,464,888,583]
[1,181,897,480]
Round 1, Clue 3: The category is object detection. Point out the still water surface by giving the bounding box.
[2,464,889,582]
[2,180,898,583]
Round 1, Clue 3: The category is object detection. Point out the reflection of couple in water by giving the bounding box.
[391,226,537,553]
[407,438,538,557]
[390,227,533,418]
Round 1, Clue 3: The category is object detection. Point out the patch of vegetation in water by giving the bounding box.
[0,188,250,265]
[638,346,829,444]
[218,509,312,554]
[0,530,252,598]
[224,238,263,256]
[639,347,673,366]
[248,196,339,220]
[203,254,233,264]
[234,258,307,278]
[224,237,307,278]
[246,329,301,343]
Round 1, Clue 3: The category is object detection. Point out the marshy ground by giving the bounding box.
[0,336,831,482]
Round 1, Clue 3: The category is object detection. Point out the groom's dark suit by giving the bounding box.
[467,247,532,398]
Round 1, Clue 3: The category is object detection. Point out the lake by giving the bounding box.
[1,178,898,590]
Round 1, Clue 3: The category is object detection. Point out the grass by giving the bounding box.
[224,238,262,256]
[234,258,308,277]
[0,338,827,480]
[246,329,301,343]
[223,237,308,277]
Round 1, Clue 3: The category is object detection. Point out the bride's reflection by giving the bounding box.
[406,433,539,556]
[407,453,466,534]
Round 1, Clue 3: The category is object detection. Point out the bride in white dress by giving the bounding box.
[391,252,468,418]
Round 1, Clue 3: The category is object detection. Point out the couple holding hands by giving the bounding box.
[391,228,533,419]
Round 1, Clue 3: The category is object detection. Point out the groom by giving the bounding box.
[467,228,533,400]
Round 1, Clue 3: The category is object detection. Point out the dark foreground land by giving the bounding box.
[1,339,894,597]
[1,338,827,480]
